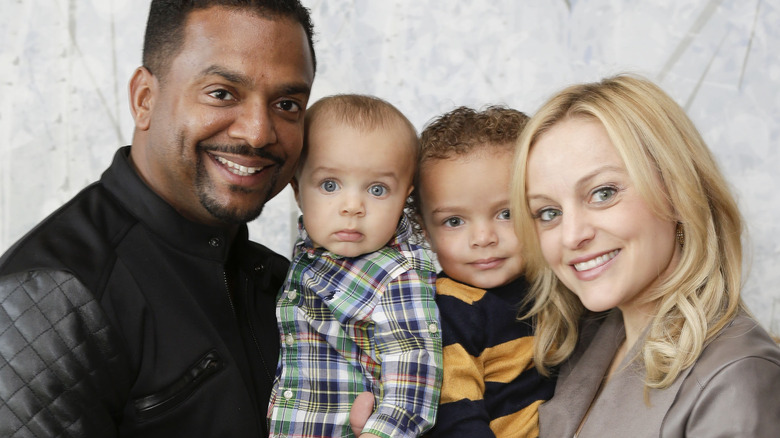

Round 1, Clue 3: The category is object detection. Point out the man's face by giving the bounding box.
[131,7,315,226]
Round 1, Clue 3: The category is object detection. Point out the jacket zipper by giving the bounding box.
[224,270,236,315]
[227,269,272,381]
[244,275,273,381]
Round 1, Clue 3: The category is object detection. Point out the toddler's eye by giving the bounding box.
[444,217,464,227]
[498,209,511,220]
[321,180,340,192]
[369,184,387,197]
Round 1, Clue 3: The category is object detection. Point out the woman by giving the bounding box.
[511,74,780,437]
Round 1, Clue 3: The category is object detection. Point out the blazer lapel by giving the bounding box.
[539,311,624,437]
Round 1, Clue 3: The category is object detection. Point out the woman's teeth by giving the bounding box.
[574,249,619,272]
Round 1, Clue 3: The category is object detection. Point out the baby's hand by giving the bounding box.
[349,392,375,436]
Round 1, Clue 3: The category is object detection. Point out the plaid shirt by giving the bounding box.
[268,215,442,438]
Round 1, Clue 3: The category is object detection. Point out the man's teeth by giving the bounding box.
[574,250,619,272]
[215,156,263,176]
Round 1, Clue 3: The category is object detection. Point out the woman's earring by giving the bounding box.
[676,223,685,248]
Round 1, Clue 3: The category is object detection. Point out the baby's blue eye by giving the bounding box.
[321,180,340,192]
[369,184,387,197]
[498,209,511,220]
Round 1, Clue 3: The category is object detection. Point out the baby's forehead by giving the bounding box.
[306,123,417,179]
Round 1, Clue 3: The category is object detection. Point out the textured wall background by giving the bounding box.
[1,0,778,330]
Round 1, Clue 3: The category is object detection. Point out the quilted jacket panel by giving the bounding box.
[0,270,129,437]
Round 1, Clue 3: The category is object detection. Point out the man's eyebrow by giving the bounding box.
[281,83,312,96]
[198,65,311,96]
[200,65,250,87]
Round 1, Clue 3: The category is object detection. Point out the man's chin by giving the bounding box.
[200,194,267,225]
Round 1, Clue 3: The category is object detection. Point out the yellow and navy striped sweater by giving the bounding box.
[426,275,555,438]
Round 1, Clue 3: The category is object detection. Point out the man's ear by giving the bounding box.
[128,66,157,131]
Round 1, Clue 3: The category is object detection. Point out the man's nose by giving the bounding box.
[228,101,277,148]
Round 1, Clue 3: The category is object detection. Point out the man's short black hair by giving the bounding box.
[142,0,316,80]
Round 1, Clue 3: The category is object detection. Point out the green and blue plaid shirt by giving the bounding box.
[268,215,442,438]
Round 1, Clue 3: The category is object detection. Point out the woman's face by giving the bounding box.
[525,117,680,317]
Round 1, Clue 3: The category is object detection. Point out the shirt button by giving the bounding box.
[208,237,223,248]
[285,334,295,345]
[288,290,298,300]
[428,322,439,334]
[283,389,293,399]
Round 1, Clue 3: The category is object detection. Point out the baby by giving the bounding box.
[268,94,443,438]
[409,106,555,437]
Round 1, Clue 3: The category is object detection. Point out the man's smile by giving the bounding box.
[214,155,266,176]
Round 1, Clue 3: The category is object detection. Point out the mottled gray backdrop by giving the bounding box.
[1,0,778,330]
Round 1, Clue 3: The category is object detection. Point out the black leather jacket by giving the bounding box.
[0,147,287,437]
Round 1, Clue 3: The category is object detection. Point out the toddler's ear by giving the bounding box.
[418,215,432,244]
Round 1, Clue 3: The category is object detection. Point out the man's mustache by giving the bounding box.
[199,143,284,166]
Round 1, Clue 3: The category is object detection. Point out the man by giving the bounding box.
[0,1,314,436]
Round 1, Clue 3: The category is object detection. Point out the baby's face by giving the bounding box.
[295,123,414,257]
[420,147,523,289]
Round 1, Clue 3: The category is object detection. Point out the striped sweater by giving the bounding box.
[426,275,555,438]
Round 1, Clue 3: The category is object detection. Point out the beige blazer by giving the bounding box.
[539,310,780,437]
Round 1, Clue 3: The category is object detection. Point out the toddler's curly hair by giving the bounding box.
[407,105,529,244]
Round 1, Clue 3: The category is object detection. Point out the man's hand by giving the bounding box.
[349,391,375,437]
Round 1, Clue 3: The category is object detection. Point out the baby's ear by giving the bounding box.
[290,177,301,208]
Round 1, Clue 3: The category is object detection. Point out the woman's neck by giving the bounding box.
[618,300,657,357]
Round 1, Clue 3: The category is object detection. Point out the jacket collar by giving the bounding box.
[100,146,247,264]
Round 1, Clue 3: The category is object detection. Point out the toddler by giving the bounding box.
[409,106,555,437]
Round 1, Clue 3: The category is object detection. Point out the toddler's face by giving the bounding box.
[295,123,414,257]
[419,148,523,289]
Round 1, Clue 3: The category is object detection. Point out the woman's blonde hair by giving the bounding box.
[511,74,744,389]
